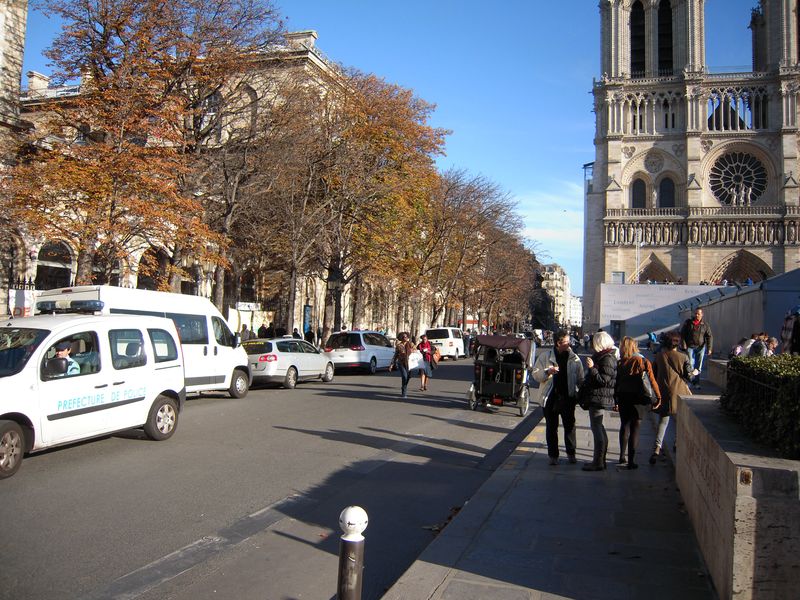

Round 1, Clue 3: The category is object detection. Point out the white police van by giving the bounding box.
[37,285,251,398]
[0,301,186,478]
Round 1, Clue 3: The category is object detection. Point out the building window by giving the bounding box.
[657,0,673,75]
[709,152,767,205]
[630,1,646,77]
[631,179,647,209]
[658,178,675,208]
[35,241,72,290]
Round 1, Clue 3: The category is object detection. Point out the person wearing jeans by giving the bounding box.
[680,308,712,388]
[390,332,415,399]
[581,331,618,471]
[652,331,693,463]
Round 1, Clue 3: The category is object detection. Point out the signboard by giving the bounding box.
[303,304,312,333]
[7,289,36,318]
[236,302,261,311]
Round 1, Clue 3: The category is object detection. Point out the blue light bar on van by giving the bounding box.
[35,300,104,314]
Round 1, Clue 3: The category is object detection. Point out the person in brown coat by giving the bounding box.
[614,337,661,469]
[651,331,692,464]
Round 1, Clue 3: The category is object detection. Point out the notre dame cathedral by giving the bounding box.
[584,0,800,329]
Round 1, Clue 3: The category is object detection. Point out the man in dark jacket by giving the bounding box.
[680,308,712,388]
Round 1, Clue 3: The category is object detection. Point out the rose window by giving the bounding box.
[709,152,767,205]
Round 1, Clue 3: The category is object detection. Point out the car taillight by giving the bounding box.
[448,341,454,346]
[259,354,277,362]
[350,345,365,351]
[324,347,333,352]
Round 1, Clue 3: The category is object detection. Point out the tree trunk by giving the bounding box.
[213,264,226,311]
[169,246,183,292]
[75,248,94,285]
[285,265,298,333]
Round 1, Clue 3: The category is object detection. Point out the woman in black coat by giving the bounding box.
[582,331,618,471]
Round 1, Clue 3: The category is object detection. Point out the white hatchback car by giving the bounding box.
[323,331,394,374]
[244,338,334,389]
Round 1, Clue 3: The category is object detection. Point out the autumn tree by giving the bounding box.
[5,0,283,289]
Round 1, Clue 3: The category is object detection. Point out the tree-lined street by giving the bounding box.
[0,361,540,600]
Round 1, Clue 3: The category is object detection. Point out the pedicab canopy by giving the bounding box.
[475,335,534,368]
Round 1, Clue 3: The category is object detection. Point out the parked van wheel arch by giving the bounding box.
[0,421,25,479]
[144,395,179,441]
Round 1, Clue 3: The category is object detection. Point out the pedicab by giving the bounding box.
[466,334,534,417]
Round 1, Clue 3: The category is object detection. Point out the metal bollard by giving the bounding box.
[336,506,368,600]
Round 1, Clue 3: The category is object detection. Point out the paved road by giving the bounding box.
[1,360,539,600]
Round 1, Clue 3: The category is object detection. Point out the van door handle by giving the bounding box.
[95,384,108,389]
[113,381,125,385]
[214,347,218,356]
[204,346,208,356]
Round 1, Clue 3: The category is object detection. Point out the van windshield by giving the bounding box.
[0,328,50,378]
[425,329,450,339]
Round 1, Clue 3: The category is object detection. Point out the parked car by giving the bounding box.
[323,331,394,374]
[244,338,334,389]
[424,327,466,360]
[0,307,186,478]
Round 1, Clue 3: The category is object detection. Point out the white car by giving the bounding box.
[425,327,466,360]
[244,338,334,389]
[0,307,185,478]
[323,331,394,374]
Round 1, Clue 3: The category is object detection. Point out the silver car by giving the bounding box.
[244,338,334,389]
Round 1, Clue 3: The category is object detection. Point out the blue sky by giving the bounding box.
[22,0,756,295]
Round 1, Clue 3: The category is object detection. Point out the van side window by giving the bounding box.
[211,316,233,346]
[41,331,100,379]
[168,313,208,345]
[109,329,147,370]
[148,328,179,363]
[454,330,462,339]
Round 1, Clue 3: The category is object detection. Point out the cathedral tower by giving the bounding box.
[584,0,800,329]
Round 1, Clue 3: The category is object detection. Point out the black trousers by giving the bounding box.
[543,394,576,458]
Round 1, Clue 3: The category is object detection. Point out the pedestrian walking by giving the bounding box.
[532,330,584,466]
[581,331,617,471]
[679,307,712,388]
[416,334,433,391]
[651,331,693,464]
[614,336,661,469]
[257,323,268,338]
[389,332,415,399]
[240,324,251,342]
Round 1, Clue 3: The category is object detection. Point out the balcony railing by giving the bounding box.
[606,205,793,219]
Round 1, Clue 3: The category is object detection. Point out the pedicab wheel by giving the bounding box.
[467,386,478,411]
[518,386,530,417]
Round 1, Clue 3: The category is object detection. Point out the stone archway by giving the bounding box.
[35,241,73,290]
[709,250,774,284]
[631,252,676,283]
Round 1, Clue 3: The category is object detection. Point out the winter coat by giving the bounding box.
[615,354,661,408]
[680,318,713,352]
[583,349,617,410]
[391,340,415,369]
[532,347,584,407]
[652,348,692,416]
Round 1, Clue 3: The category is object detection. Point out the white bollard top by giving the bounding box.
[339,506,368,541]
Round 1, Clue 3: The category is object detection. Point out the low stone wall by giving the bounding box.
[676,396,800,600]
[706,358,728,391]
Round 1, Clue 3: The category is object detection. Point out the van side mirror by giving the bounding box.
[232,333,241,349]
[43,357,68,378]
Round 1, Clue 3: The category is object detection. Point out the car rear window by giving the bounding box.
[326,333,361,349]
[425,328,450,339]
[243,341,272,354]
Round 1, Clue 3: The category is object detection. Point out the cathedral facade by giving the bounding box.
[584,0,800,329]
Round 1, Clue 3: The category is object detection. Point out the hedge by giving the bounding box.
[720,355,800,459]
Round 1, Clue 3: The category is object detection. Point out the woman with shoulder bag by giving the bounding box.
[651,331,692,464]
[390,332,416,399]
[416,334,433,391]
[581,331,618,471]
[614,336,661,469]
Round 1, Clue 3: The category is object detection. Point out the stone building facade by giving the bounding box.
[541,264,571,329]
[584,0,800,330]
[0,0,27,156]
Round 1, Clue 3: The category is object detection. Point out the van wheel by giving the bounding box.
[284,367,298,389]
[229,369,249,398]
[144,396,178,441]
[322,362,334,382]
[368,357,377,375]
[0,421,25,479]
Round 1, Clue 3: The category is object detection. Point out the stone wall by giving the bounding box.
[676,396,800,600]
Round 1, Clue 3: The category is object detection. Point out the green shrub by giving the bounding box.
[721,355,800,459]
